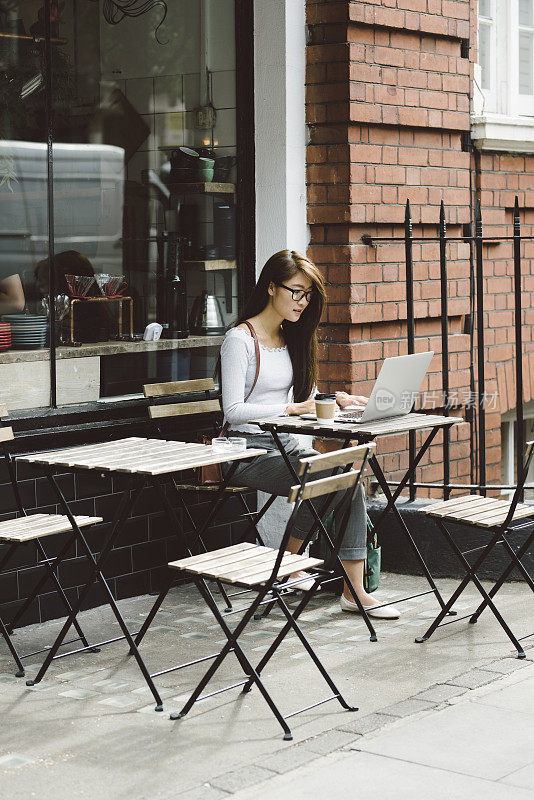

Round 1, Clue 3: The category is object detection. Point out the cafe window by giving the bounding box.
[0,0,244,411]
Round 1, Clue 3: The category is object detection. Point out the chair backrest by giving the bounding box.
[0,403,24,516]
[143,378,221,420]
[266,443,374,583]
[502,439,534,526]
[288,443,376,503]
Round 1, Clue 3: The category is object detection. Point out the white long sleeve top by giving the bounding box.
[220,327,293,433]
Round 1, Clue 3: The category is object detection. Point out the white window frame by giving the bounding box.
[473,0,534,151]
[510,0,534,116]
[477,0,499,113]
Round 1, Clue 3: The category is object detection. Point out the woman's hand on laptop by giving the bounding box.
[336,391,368,408]
[285,398,316,416]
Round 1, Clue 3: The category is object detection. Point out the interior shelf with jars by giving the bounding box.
[160,150,238,336]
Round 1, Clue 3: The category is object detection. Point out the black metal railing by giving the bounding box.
[362,197,532,501]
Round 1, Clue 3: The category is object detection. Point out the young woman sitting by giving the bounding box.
[220,249,399,619]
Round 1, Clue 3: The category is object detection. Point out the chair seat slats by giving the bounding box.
[472,506,534,527]
[205,550,298,579]
[169,543,324,587]
[425,497,511,519]
[422,494,534,528]
[182,546,275,574]
[241,557,323,587]
[421,495,501,515]
[221,553,316,583]
[170,542,257,569]
[0,514,103,542]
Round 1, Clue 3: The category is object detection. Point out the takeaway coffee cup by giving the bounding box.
[315,393,337,422]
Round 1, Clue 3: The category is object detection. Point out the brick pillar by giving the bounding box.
[306,0,482,492]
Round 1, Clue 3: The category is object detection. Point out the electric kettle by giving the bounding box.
[189,291,226,335]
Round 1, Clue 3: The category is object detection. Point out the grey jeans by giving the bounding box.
[223,432,367,561]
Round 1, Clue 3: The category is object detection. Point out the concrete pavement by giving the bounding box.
[0,572,533,799]
[231,663,534,799]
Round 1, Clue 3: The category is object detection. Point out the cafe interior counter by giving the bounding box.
[0,336,224,411]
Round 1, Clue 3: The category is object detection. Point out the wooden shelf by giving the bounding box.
[184,259,236,271]
[168,182,235,194]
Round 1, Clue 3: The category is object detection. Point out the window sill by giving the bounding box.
[471,113,534,153]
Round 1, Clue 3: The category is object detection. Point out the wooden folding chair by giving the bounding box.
[143,378,276,609]
[166,442,374,740]
[0,405,102,676]
[415,440,534,658]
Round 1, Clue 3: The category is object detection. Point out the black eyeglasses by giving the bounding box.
[277,283,314,302]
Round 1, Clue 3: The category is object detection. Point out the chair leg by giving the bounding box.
[432,521,527,656]
[245,583,357,713]
[469,531,534,625]
[170,579,294,740]
[35,540,98,653]
[133,570,175,651]
[415,523,526,658]
[0,543,26,674]
[415,525,502,644]
[0,615,25,677]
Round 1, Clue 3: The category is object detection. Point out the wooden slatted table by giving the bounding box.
[16,437,266,709]
[250,412,464,638]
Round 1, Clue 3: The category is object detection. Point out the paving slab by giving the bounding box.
[502,764,534,792]
[358,698,534,781]
[471,673,534,713]
[230,750,534,800]
[413,683,467,703]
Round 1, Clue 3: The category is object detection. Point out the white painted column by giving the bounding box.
[253,0,309,545]
[254,0,308,275]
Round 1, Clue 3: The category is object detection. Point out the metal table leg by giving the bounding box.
[368,438,449,613]
[26,473,165,711]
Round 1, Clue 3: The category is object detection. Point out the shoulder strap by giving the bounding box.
[242,320,261,401]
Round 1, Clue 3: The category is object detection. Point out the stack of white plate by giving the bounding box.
[2,314,48,349]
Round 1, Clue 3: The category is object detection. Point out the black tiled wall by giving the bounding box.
[0,459,257,628]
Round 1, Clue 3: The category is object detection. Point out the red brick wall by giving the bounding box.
[306,0,534,496]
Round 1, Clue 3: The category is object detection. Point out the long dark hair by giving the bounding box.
[234,250,326,402]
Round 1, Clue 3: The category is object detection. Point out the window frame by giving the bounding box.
[477,0,534,117]
[512,0,534,115]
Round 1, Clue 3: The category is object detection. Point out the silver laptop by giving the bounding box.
[337,351,434,424]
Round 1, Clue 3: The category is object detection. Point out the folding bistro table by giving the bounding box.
[16,437,266,709]
[250,412,463,639]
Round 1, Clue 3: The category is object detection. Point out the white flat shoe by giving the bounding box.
[340,594,400,619]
